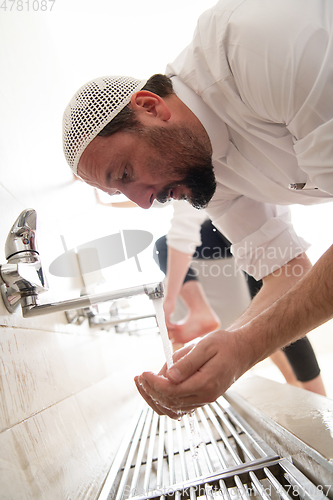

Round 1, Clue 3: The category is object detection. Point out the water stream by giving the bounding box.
[152,298,173,370]
[153,297,203,458]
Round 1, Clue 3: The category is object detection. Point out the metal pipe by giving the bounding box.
[167,418,175,487]
[20,282,164,318]
[89,312,157,328]
[198,407,227,470]
[248,471,271,500]
[234,474,251,500]
[175,420,188,482]
[190,412,214,476]
[212,402,255,463]
[219,479,233,500]
[115,408,148,500]
[143,412,159,494]
[97,406,145,500]
[217,399,272,459]
[204,405,243,466]
[156,416,166,489]
[183,415,202,478]
[130,409,153,497]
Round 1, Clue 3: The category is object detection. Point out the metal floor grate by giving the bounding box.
[99,397,331,500]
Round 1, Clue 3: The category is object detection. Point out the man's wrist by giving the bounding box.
[231,321,272,379]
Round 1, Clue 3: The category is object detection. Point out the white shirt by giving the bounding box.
[166,0,333,279]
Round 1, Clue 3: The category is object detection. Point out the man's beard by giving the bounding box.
[140,124,216,209]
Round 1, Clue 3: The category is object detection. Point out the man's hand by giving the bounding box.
[134,329,245,419]
[134,251,331,418]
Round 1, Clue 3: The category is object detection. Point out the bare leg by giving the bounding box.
[169,280,220,346]
[270,350,326,395]
[269,350,301,387]
[301,374,326,396]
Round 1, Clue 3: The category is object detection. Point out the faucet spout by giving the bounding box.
[145,281,164,300]
[21,282,164,318]
[1,256,48,292]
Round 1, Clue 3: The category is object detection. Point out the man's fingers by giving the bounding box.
[138,370,211,408]
[171,344,194,362]
[166,337,216,383]
[134,376,186,419]
[135,330,243,416]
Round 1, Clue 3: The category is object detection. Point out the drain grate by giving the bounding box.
[98,397,331,500]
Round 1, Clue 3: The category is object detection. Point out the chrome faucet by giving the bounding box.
[0,209,48,313]
[0,209,164,319]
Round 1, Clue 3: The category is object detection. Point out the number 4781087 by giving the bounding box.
[0,0,56,11]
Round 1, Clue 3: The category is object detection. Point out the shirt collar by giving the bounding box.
[171,76,229,160]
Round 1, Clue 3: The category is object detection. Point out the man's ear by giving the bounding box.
[130,91,171,122]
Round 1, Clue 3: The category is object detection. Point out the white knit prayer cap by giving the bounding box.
[63,76,147,174]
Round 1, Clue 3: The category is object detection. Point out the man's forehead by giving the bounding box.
[79,135,112,171]
[79,134,132,185]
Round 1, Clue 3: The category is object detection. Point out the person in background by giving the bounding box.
[154,201,325,395]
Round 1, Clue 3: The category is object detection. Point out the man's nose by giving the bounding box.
[108,189,122,196]
[121,186,153,210]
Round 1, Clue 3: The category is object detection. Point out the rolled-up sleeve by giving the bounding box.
[206,196,310,280]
